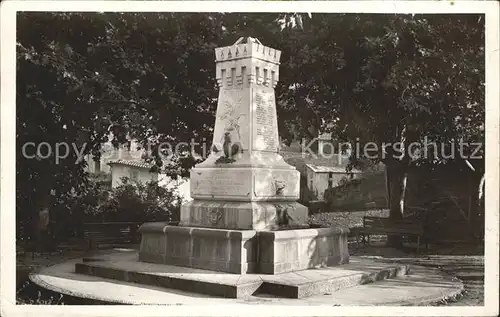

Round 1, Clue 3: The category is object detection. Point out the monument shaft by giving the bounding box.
[213,37,280,155]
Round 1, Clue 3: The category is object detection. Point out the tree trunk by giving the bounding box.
[28,182,53,251]
[386,161,408,248]
[463,159,484,240]
[477,173,485,208]
[385,167,391,208]
[475,173,485,239]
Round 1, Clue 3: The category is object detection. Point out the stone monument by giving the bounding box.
[138,37,349,275]
[64,37,428,304]
[183,36,307,231]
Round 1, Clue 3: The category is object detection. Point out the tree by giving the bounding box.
[16,12,286,244]
[17,13,484,248]
[277,13,484,245]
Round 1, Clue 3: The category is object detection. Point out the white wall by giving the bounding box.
[315,173,329,200]
[307,168,314,192]
[85,136,146,175]
[110,165,158,188]
[83,134,193,201]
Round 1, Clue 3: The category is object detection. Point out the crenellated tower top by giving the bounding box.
[214,37,281,89]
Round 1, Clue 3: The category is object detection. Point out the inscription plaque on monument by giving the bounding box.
[253,89,279,152]
[191,169,251,198]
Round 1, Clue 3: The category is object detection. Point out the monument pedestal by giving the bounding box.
[138,223,350,275]
[139,223,258,274]
[179,200,308,230]
[258,227,349,274]
[138,37,349,276]
[188,165,302,202]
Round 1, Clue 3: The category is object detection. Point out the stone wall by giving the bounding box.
[110,164,158,188]
[321,163,484,242]
[282,151,388,210]
[323,171,388,211]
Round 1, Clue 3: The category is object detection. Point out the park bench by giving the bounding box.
[83,222,142,250]
[354,216,428,252]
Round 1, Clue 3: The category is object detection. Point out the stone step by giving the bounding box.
[259,264,409,298]
[30,253,465,306]
[75,262,262,298]
[74,252,409,299]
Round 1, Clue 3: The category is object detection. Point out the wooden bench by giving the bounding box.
[354,216,428,252]
[83,222,142,250]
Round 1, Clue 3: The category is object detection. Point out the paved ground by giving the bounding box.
[76,251,407,286]
[17,233,484,305]
[314,208,485,306]
[350,243,484,306]
[29,250,463,306]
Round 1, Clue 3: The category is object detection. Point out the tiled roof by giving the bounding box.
[107,160,155,169]
[305,164,361,173]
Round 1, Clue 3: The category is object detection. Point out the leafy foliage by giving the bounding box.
[46,178,182,242]
[17,13,484,242]
[276,14,484,162]
[91,178,183,223]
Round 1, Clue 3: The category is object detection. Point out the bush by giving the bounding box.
[19,176,184,244]
[49,178,112,240]
[85,177,183,223]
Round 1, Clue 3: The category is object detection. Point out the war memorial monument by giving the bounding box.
[29,38,464,304]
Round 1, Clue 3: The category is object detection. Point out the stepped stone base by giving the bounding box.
[74,252,409,299]
[138,223,350,274]
[179,200,308,230]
